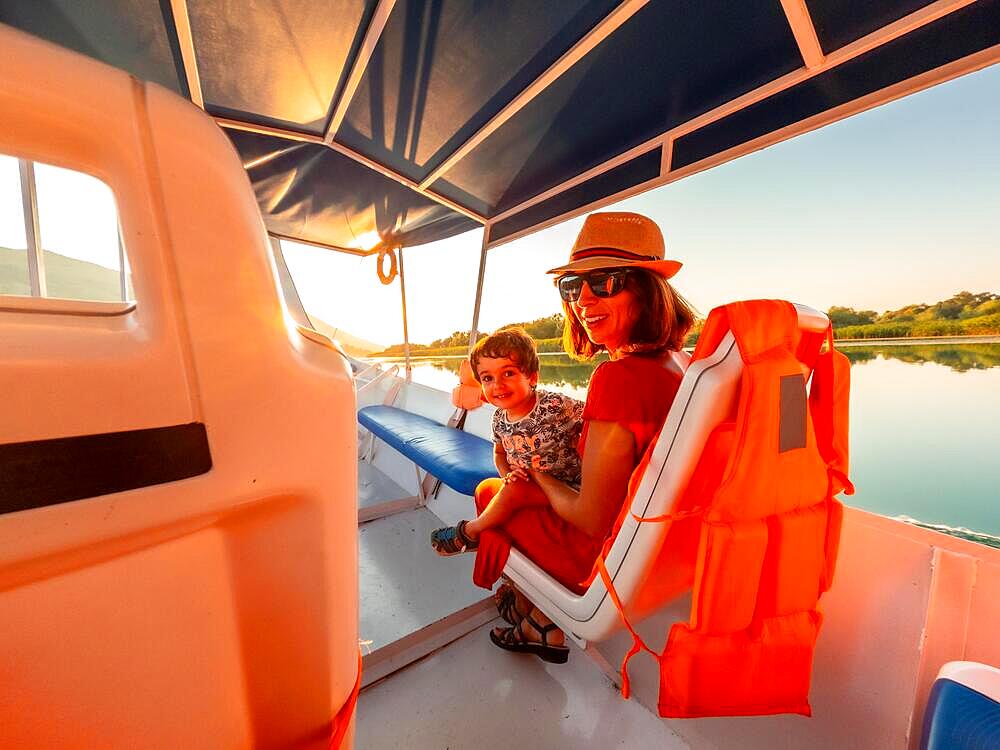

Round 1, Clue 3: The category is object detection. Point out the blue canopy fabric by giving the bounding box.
[3,1,998,252]
[226,129,477,251]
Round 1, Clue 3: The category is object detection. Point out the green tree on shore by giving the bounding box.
[831,291,1000,339]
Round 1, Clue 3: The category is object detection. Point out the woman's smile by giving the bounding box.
[581,312,608,327]
[572,280,638,356]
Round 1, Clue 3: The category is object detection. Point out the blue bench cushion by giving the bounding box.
[358,405,499,496]
[921,677,1000,750]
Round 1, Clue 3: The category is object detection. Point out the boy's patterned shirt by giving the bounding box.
[492,389,585,489]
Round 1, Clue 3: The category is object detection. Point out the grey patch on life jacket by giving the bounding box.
[779,374,807,452]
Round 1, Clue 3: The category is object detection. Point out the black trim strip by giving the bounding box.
[0,423,212,515]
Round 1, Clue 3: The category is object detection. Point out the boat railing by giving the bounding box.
[356,363,399,397]
[354,362,384,381]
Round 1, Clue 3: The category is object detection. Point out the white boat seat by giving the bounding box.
[503,304,830,643]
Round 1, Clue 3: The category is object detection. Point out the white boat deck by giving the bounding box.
[358,460,418,522]
[357,621,691,750]
[354,455,690,749]
[353,377,1000,749]
[359,500,496,686]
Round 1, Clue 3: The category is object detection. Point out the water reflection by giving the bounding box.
[414,343,1000,393]
[843,343,1000,372]
[429,353,604,390]
[404,342,1000,547]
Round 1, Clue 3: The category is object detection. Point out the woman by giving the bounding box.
[465,211,695,663]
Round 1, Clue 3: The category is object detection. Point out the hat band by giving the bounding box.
[571,246,660,263]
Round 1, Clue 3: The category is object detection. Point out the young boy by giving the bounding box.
[430,327,583,556]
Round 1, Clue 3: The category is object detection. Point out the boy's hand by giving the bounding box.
[503,467,529,484]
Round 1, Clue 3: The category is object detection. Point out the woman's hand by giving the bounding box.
[530,420,635,538]
[503,467,529,485]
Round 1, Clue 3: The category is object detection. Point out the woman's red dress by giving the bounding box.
[472,354,682,593]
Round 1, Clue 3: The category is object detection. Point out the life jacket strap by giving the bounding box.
[329,648,363,749]
[595,554,656,700]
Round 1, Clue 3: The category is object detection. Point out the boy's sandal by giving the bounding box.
[494,582,528,626]
[488,612,569,664]
[430,520,479,556]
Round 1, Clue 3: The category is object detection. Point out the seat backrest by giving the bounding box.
[596,331,742,621]
[610,304,831,609]
[544,305,830,640]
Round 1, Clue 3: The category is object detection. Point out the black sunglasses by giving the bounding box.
[556,269,630,302]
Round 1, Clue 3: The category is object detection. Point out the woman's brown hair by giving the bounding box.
[561,269,695,360]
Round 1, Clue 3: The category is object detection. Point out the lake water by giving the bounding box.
[396,343,1000,547]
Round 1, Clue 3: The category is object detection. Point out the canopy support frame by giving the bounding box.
[166,0,204,109]
[487,0,983,247]
[466,225,492,353]
[417,0,651,190]
[196,0,983,254]
[215,117,486,224]
[325,0,398,141]
[398,247,411,381]
[489,36,1000,249]
[779,0,826,69]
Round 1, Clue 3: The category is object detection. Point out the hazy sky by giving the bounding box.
[3,62,997,348]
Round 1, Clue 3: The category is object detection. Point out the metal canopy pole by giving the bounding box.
[18,159,46,297]
[467,224,491,353]
[397,247,411,381]
[118,230,127,302]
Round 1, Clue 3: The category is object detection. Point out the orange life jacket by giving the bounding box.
[598,299,853,718]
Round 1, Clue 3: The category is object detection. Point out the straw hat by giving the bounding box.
[546,211,681,278]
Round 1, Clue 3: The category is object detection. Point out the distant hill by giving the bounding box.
[1,246,121,300]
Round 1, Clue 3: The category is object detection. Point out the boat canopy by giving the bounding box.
[3,1,998,253]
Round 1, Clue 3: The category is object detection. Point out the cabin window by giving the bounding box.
[479,223,577,337]
[0,155,29,293]
[0,154,130,302]
[279,238,404,359]
[400,232,482,353]
[269,237,313,329]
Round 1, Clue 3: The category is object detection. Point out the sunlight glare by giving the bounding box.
[352,230,382,252]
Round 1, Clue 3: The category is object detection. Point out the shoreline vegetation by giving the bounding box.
[385,342,1000,379]
[371,291,1000,358]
